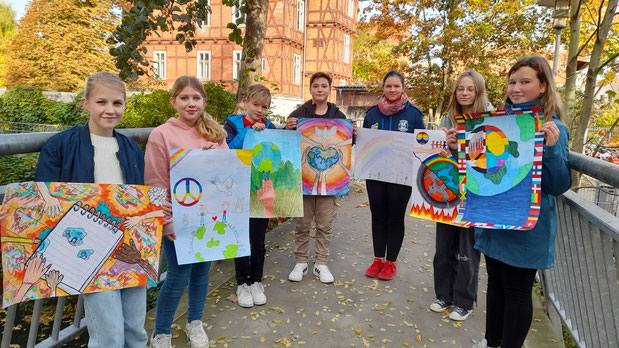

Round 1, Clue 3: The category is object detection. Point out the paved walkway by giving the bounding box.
[145,181,562,348]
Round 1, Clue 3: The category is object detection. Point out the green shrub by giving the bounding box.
[0,153,39,185]
[120,90,176,128]
[203,81,236,123]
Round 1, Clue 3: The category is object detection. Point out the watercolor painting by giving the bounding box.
[353,127,417,186]
[453,107,544,230]
[409,130,462,224]
[297,118,353,196]
[169,149,251,265]
[1,182,164,308]
[243,129,303,218]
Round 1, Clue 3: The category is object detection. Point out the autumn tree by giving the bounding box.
[0,1,16,86]
[3,0,119,91]
[360,0,553,123]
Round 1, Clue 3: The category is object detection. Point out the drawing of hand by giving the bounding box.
[45,270,64,297]
[42,195,63,219]
[0,208,7,221]
[114,238,142,264]
[124,215,142,230]
[235,198,244,213]
[14,253,50,303]
[257,178,275,217]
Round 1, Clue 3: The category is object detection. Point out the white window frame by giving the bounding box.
[296,0,305,32]
[262,58,267,71]
[340,78,346,86]
[293,54,301,85]
[153,51,166,80]
[197,50,211,81]
[197,0,210,27]
[233,50,243,80]
[232,1,246,26]
[343,35,350,63]
[347,0,354,18]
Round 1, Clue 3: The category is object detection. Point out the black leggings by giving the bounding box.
[235,218,268,285]
[484,255,537,348]
[366,180,412,262]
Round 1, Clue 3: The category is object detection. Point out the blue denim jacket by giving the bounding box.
[474,99,571,269]
[34,123,144,184]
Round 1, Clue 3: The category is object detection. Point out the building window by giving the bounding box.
[293,54,301,85]
[340,79,346,86]
[197,51,211,81]
[347,0,354,18]
[197,0,210,27]
[233,50,243,80]
[153,51,166,80]
[296,0,305,32]
[343,35,350,63]
[232,1,246,26]
[262,58,267,71]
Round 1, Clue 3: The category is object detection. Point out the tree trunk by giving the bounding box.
[570,0,618,154]
[563,0,581,137]
[234,0,268,112]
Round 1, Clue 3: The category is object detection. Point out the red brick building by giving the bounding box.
[141,0,358,117]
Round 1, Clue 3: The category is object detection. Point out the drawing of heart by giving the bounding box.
[307,146,339,171]
[211,216,217,221]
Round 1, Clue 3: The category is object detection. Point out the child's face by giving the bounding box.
[246,98,270,123]
[383,76,404,102]
[170,86,206,126]
[455,76,476,108]
[507,66,547,104]
[310,77,331,103]
[82,84,125,137]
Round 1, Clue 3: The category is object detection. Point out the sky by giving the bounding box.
[7,0,28,20]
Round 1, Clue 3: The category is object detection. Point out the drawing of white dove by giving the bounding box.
[211,176,234,196]
[315,126,337,143]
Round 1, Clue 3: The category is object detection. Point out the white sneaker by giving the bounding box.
[185,320,209,348]
[288,262,309,281]
[471,338,498,348]
[250,282,267,305]
[313,264,334,283]
[150,332,172,348]
[236,283,254,307]
[449,306,472,321]
[430,299,452,312]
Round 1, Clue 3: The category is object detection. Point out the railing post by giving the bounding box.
[1,304,17,348]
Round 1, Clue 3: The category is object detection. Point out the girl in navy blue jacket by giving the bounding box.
[363,70,424,280]
[472,56,571,348]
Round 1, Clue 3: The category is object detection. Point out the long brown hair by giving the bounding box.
[170,76,226,142]
[446,70,489,123]
[507,55,563,121]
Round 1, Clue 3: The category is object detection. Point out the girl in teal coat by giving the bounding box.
[472,55,571,348]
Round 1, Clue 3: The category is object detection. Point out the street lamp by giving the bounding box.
[538,0,571,76]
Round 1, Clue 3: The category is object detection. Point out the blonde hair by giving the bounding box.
[244,84,272,107]
[507,55,563,121]
[447,70,489,117]
[170,76,226,142]
[84,71,126,100]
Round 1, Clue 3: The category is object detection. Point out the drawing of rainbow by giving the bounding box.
[169,148,193,171]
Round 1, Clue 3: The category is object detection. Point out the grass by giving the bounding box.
[249,187,304,217]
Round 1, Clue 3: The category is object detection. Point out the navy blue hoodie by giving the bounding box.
[362,101,424,133]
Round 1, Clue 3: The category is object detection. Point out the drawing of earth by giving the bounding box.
[252,142,282,174]
[465,116,535,196]
[190,221,238,261]
[417,156,460,209]
[307,146,339,171]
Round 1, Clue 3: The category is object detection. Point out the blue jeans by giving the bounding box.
[154,238,211,335]
[83,286,148,348]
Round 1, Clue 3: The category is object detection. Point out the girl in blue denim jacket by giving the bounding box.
[472,56,571,348]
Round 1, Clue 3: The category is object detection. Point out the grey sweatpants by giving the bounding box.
[433,223,480,310]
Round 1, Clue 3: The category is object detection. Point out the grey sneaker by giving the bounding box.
[185,320,209,348]
[472,338,498,348]
[430,299,452,312]
[449,306,472,321]
[150,332,172,348]
[236,283,254,308]
[250,282,267,305]
[288,262,309,281]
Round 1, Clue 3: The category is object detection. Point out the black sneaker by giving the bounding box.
[429,299,452,312]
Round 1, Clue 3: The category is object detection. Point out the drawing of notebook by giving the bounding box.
[30,202,124,294]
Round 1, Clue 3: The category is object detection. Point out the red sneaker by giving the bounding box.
[365,257,385,278]
[378,260,396,280]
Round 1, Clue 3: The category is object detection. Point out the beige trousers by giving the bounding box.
[294,195,337,264]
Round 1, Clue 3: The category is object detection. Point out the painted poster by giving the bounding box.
[353,127,417,186]
[169,149,251,265]
[1,182,164,308]
[453,107,544,230]
[297,118,353,196]
[243,129,303,218]
[409,130,462,224]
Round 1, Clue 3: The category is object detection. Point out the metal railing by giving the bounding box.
[1,130,619,347]
[542,152,619,348]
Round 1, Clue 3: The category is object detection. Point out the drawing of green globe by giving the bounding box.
[252,142,282,173]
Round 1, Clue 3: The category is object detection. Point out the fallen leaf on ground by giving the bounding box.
[356,202,369,208]
[226,294,238,303]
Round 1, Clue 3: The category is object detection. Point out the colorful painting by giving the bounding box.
[409,130,462,223]
[297,118,353,196]
[1,182,164,308]
[353,127,417,186]
[169,149,251,265]
[453,107,544,230]
[243,129,303,218]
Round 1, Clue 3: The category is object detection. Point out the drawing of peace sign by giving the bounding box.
[173,178,203,207]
